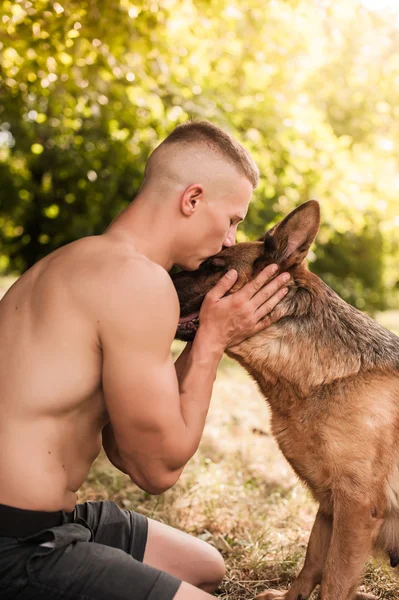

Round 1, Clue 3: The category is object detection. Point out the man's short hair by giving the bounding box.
[160,120,260,189]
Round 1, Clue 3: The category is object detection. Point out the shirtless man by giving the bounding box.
[0,121,290,600]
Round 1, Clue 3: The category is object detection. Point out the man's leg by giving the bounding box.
[174,581,219,599]
[144,518,226,592]
[0,528,182,600]
[27,539,182,599]
[77,501,226,593]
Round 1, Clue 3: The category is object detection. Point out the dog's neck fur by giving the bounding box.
[227,269,399,412]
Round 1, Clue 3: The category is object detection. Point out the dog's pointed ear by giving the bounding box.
[265,200,320,268]
[256,222,279,242]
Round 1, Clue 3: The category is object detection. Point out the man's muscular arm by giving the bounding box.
[102,341,192,473]
[102,423,129,474]
[99,259,288,494]
[98,260,220,493]
[174,342,192,381]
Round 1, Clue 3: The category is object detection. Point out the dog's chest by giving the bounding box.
[270,411,332,500]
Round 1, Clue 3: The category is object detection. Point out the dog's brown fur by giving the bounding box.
[172,201,399,600]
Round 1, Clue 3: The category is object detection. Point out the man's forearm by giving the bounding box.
[102,422,129,474]
[174,342,192,380]
[175,331,224,460]
[103,336,224,485]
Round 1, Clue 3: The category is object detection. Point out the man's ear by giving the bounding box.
[265,200,320,269]
[181,184,204,217]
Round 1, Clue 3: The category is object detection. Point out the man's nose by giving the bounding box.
[223,230,236,248]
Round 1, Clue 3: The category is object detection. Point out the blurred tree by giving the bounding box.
[0,0,398,312]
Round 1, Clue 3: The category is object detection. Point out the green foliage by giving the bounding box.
[0,0,398,312]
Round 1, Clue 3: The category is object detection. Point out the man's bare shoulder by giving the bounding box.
[9,234,179,338]
[81,237,180,334]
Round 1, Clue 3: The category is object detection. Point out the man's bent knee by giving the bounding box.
[197,545,226,592]
[144,518,226,591]
[174,581,217,599]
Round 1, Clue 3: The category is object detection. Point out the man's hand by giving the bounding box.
[197,264,290,351]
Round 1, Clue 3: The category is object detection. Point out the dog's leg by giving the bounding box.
[284,509,333,599]
[319,498,383,600]
[255,508,333,600]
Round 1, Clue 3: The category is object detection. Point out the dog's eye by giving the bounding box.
[200,258,226,271]
[209,258,226,270]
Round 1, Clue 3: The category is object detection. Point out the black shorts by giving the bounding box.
[0,500,182,599]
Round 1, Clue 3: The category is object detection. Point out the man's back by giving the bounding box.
[0,236,132,512]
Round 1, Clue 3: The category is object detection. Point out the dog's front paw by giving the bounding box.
[255,590,287,600]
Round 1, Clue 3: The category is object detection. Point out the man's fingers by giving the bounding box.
[251,272,290,309]
[240,264,279,300]
[206,269,238,300]
[254,286,289,322]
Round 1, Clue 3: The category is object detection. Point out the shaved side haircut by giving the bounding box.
[142,121,260,191]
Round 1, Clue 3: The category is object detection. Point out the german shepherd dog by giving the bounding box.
[172,201,399,600]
